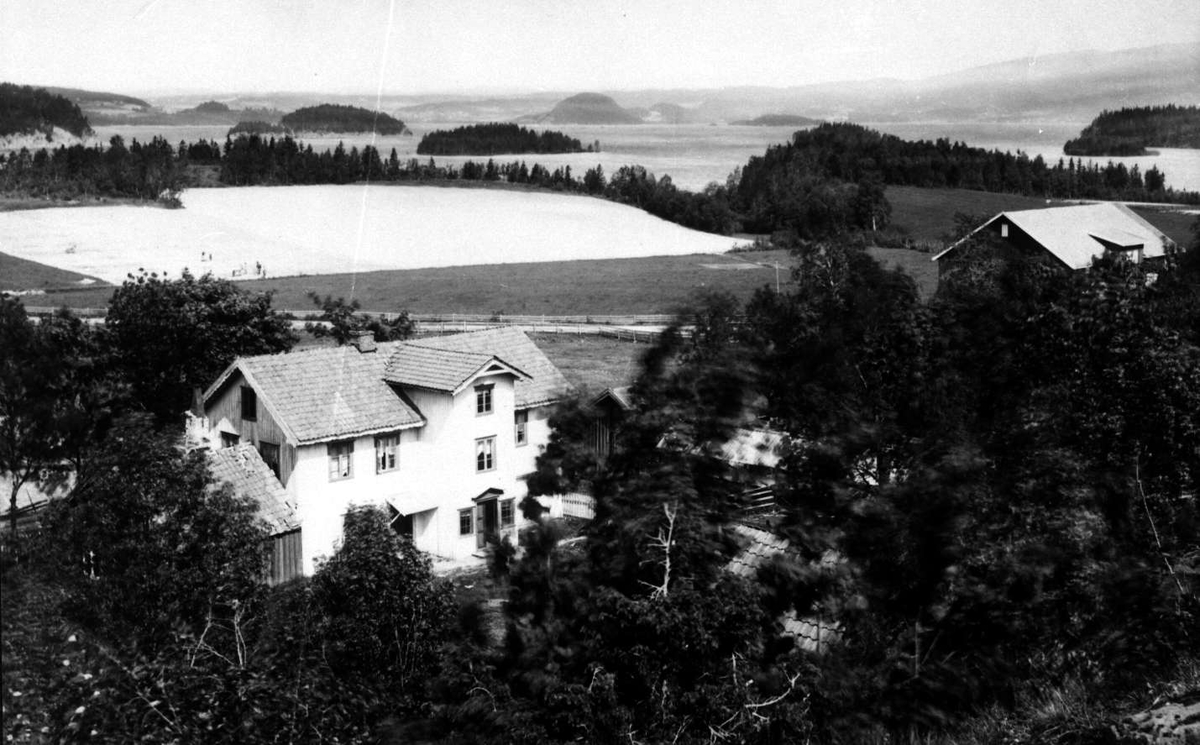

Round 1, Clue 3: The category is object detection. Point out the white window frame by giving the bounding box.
[514,410,528,446]
[475,436,496,473]
[375,433,399,473]
[500,498,515,527]
[458,508,473,536]
[328,440,354,481]
[475,384,494,416]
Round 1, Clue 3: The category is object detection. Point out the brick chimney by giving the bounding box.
[352,330,377,353]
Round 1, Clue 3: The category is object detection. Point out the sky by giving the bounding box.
[2,0,1198,95]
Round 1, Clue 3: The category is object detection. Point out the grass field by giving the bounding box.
[528,332,649,392]
[886,185,1197,246]
[0,252,108,293]
[12,250,795,315]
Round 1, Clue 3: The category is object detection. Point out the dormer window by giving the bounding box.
[475,384,494,415]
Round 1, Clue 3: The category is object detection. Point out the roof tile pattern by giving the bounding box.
[208,444,298,534]
[235,341,422,444]
[406,327,571,408]
[728,523,842,651]
[383,345,512,392]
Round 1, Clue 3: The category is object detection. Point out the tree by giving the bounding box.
[39,414,268,646]
[304,291,415,345]
[0,301,121,535]
[104,270,296,424]
[312,506,454,703]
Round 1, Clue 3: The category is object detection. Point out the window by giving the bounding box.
[220,432,239,449]
[258,441,281,479]
[1000,222,1009,238]
[375,433,399,473]
[475,436,496,472]
[500,498,514,527]
[459,508,473,536]
[514,410,528,446]
[475,384,494,415]
[241,386,257,421]
[328,440,353,481]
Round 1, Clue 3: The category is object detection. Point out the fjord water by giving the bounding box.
[95,121,1200,193]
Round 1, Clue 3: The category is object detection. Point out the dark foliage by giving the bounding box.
[280,104,407,135]
[0,134,182,203]
[0,83,93,139]
[304,291,415,344]
[105,270,296,424]
[732,123,1199,237]
[226,120,292,137]
[418,122,586,155]
[1064,104,1200,156]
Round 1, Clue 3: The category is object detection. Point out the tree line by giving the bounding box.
[3,223,1198,742]
[417,122,589,155]
[1064,104,1200,156]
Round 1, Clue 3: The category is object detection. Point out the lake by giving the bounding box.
[92,120,1200,193]
[0,185,748,284]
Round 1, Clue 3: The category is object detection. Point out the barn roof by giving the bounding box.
[933,203,1175,270]
[207,444,298,535]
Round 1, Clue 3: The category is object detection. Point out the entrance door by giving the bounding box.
[476,499,499,549]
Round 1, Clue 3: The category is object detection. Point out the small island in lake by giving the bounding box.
[732,113,822,127]
[280,104,409,135]
[227,121,293,137]
[417,123,587,155]
[539,92,642,125]
[1063,104,1200,156]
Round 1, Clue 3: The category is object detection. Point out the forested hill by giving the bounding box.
[0,83,93,138]
[279,104,408,135]
[417,123,586,155]
[731,121,1197,236]
[1064,104,1200,156]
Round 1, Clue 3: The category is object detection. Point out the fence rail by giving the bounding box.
[22,306,681,327]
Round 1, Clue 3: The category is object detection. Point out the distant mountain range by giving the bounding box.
[34,42,1200,128]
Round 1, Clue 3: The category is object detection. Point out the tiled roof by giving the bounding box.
[727,523,842,651]
[208,444,298,535]
[405,327,572,408]
[383,345,525,392]
[935,203,1175,270]
[207,341,424,445]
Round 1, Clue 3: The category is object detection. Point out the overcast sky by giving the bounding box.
[3,0,1198,95]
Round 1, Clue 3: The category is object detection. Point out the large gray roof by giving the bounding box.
[935,203,1175,270]
[204,328,570,445]
[405,327,571,409]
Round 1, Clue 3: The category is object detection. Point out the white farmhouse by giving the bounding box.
[197,327,571,577]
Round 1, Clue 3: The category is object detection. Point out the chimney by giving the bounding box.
[351,330,377,353]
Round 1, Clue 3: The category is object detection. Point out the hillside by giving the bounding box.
[1064,104,1200,156]
[280,104,408,135]
[417,123,586,155]
[538,93,641,125]
[0,83,93,139]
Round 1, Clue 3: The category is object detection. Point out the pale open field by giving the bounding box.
[0,184,749,284]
